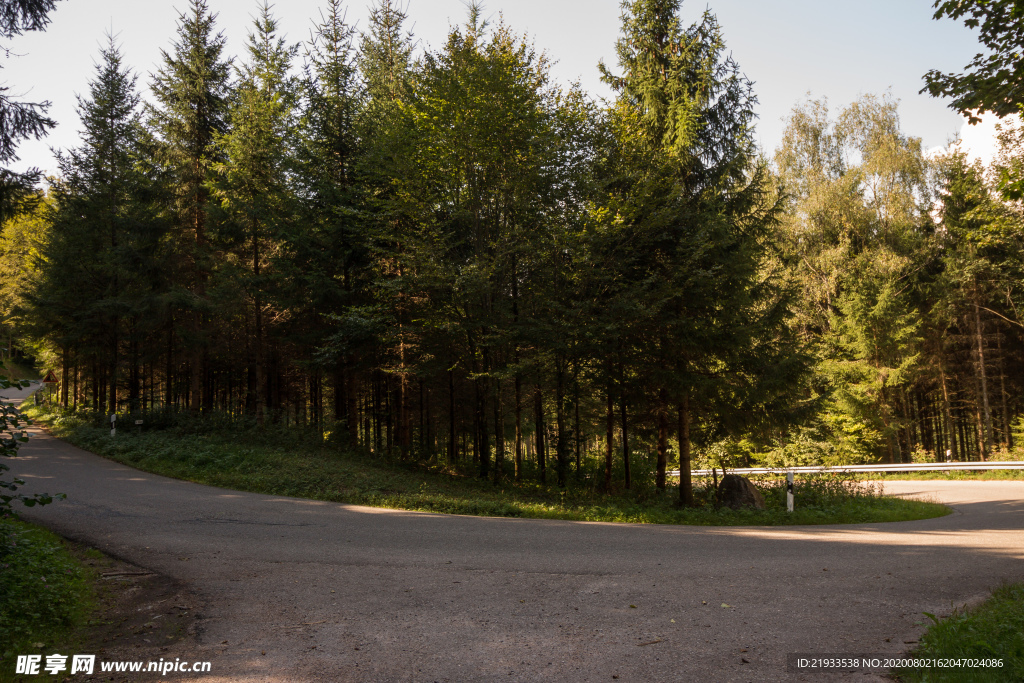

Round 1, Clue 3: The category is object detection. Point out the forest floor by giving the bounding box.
[22,405,948,526]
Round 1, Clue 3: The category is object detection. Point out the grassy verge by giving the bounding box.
[0,518,93,679]
[24,406,949,526]
[895,583,1024,682]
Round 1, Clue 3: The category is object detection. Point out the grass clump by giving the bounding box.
[25,405,948,526]
[0,518,92,668]
[895,582,1024,682]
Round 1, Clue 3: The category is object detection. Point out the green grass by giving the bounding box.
[0,518,93,676]
[23,405,949,526]
[895,583,1024,682]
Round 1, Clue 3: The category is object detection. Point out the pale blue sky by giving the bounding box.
[4,0,985,175]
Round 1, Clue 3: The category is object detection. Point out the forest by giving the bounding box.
[2,0,1023,504]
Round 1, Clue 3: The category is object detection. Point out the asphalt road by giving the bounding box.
[0,379,43,403]
[10,424,1024,682]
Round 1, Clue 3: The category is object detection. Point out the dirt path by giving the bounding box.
[11,425,1024,682]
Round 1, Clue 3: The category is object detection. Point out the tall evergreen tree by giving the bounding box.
[358,0,413,106]
[32,36,160,414]
[293,0,364,435]
[600,0,801,502]
[149,0,232,412]
[0,0,61,220]
[213,1,299,425]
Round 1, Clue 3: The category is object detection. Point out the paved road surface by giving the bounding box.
[11,424,1024,682]
[1,379,43,403]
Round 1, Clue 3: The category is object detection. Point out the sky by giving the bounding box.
[1,0,1002,176]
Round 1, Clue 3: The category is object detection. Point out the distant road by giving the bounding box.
[12,425,1024,682]
[1,378,43,403]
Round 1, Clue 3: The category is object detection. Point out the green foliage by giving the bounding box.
[597,0,809,501]
[358,0,413,106]
[0,0,60,221]
[924,0,1024,199]
[896,582,1024,682]
[775,94,942,465]
[31,35,164,416]
[0,518,90,662]
[148,0,232,216]
[924,0,1024,121]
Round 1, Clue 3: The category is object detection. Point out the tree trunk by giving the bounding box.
[514,371,523,481]
[109,316,118,415]
[620,391,631,490]
[493,378,504,484]
[555,358,567,488]
[605,384,614,492]
[419,380,425,455]
[996,333,1012,450]
[534,384,545,484]
[656,388,668,489]
[678,396,693,506]
[573,380,582,478]
[940,363,957,461]
[60,347,69,408]
[476,355,489,479]
[449,367,457,463]
[973,299,993,459]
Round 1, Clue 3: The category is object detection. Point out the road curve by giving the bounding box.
[11,424,1024,682]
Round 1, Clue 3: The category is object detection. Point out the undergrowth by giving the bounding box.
[24,405,949,526]
[0,518,92,669]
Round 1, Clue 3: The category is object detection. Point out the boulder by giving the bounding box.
[716,474,766,510]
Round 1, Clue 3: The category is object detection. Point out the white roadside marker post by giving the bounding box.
[110,413,116,437]
[786,471,794,512]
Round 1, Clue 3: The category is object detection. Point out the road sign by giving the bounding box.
[42,370,57,384]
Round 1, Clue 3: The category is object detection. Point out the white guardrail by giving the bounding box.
[668,461,1024,476]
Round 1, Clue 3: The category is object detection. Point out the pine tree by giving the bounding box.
[33,36,159,415]
[149,0,232,412]
[0,0,61,220]
[358,0,413,106]
[933,151,1019,459]
[600,0,802,501]
[293,0,364,436]
[213,1,299,425]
